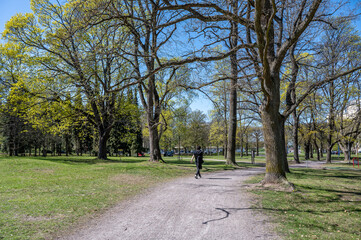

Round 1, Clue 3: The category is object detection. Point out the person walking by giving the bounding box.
[191,146,204,179]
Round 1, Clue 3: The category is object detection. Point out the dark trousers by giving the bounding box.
[196,161,202,177]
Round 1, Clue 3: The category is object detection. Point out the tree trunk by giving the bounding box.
[223,136,228,159]
[226,0,238,166]
[240,135,244,157]
[245,133,249,156]
[348,142,353,160]
[97,122,112,160]
[256,137,259,156]
[148,123,163,162]
[339,142,353,162]
[304,142,310,160]
[326,146,332,163]
[261,108,287,183]
[326,81,335,164]
[65,134,71,157]
[314,140,320,161]
[280,121,290,173]
[320,140,324,158]
[97,135,108,160]
[42,146,47,157]
[292,111,300,163]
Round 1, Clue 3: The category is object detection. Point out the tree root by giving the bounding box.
[260,175,296,192]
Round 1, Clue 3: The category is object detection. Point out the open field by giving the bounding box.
[1,154,360,239]
[248,167,361,240]
[0,155,244,240]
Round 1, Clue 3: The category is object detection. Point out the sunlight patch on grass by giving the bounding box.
[248,168,361,240]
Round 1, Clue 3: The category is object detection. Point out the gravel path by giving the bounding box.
[60,168,280,240]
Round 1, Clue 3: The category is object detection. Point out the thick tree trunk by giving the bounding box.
[98,135,108,160]
[261,108,287,183]
[226,76,237,165]
[148,124,163,162]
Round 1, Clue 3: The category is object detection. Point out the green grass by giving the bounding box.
[248,167,361,240]
[200,153,266,165]
[0,155,246,240]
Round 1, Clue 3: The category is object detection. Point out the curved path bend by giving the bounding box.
[61,168,280,240]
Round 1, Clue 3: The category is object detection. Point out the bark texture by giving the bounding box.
[226,0,239,166]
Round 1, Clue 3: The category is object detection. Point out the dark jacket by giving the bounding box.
[194,150,203,169]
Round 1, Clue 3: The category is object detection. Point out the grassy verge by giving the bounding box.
[0,155,245,240]
[248,167,361,240]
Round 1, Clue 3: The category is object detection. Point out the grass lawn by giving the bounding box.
[0,155,244,240]
[248,166,361,240]
[202,153,267,165]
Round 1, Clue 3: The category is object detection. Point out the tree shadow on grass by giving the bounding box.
[291,168,361,180]
[30,156,125,165]
[202,205,361,226]
[167,159,261,169]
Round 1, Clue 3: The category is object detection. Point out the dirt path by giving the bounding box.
[59,167,281,240]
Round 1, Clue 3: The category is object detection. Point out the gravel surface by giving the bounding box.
[60,168,280,240]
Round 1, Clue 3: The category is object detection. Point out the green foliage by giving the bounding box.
[2,0,137,158]
[108,91,143,155]
[209,118,225,147]
[183,110,209,149]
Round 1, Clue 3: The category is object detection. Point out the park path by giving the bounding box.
[59,166,281,240]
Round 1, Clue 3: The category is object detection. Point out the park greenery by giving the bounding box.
[1,0,361,233]
[0,155,243,239]
[1,0,361,185]
[0,154,360,239]
[248,165,361,240]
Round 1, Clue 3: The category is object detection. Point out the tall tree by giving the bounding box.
[227,0,239,165]
[162,0,361,184]
[105,0,192,162]
[3,0,136,159]
[317,18,361,163]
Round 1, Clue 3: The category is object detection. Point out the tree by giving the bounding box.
[209,116,225,154]
[227,0,240,165]
[317,18,361,163]
[183,110,209,149]
[103,0,193,162]
[3,0,136,159]
[210,79,229,158]
[162,0,361,184]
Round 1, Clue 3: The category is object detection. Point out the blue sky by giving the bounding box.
[0,0,31,33]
